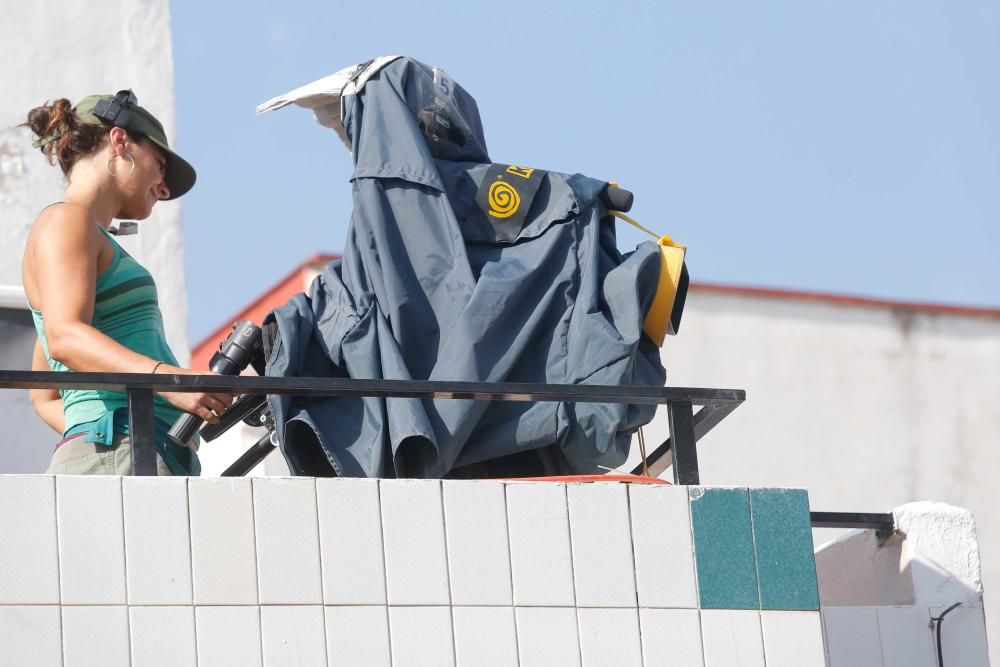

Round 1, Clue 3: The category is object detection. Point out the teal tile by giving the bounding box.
[750,488,820,610]
[689,487,759,609]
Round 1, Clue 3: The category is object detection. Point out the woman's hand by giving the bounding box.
[154,364,236,424]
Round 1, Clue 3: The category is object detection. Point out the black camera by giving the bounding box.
[167,320,263,448]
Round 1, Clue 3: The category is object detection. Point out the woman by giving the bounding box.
[22,90,233,475]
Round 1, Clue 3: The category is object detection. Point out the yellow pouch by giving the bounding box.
[608,211,688,347]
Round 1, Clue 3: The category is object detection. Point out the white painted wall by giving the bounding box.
[626,286,1000,661]
[0,0,191,363]
[816,502,989,666]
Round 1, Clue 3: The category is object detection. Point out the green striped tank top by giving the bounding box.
[30,223,198,474]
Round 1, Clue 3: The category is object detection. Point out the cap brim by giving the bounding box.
[145,135,196,200]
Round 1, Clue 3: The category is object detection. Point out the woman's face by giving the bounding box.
[111,133,170,220]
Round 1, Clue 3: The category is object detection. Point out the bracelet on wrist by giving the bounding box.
[151,360,164,374]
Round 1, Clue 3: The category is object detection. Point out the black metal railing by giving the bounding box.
[0,370,895,537]
[810,511,896,544]
[0,370,745,483]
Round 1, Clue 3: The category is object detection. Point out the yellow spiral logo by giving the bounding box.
[488,179,520,219]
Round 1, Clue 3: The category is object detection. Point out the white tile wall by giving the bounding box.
[639,608,705,667]
[195,605,263,667]
[568,483,637,608]
[700,609,765,667]
[0,606,62,666]
[123,477,193,605]
[5,477,982,667]
[62,605,131,667]
[822,606,883,667]
[189,478,259,605]
[260,605,328,666]
[253,478,323,604]
[876,606,936,667]
[380,480,451,605]
[516,606,581,667]
[57,476,127,604]
[629,484,698,608]
[0,476,59,604]
[316,478,387,605]
[443,481,513,606]
[578,608,643,666]
[388,606,456,667]
[761,610,826,667]
[129,606,197,667]
[453,606,519,667]
[325,606,392,666]
[507,483,576,606]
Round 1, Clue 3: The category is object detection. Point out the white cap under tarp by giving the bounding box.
[255,55,402,151]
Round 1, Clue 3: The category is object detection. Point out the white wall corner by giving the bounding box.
[815,528,914,607]
[893,501,984,608]
[816,502,984,610]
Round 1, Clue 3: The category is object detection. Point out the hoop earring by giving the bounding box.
[106,154,135,180]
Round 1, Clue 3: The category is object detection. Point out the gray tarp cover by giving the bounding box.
[265,57,666,478]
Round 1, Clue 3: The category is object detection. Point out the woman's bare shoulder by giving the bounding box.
[28,203,100,247]
[33,202,93,231]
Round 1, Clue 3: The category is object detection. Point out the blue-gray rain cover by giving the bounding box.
[265,57,666,478]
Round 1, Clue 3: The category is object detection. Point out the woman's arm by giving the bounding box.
[29,206,233,423]
[29,337,64,434]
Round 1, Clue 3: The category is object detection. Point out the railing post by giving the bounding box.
[128,387,157,476]
[668,399,699,485]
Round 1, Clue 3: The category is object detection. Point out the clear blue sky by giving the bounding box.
[170,0,1000,344]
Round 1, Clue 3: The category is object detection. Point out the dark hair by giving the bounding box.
[22,99,113,175]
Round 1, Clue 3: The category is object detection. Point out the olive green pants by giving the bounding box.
[46,432,172,476]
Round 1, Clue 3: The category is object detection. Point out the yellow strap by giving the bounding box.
[608,210,684,249]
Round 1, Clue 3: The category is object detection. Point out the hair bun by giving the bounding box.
[26,98,73,142]
[23,98,109,175]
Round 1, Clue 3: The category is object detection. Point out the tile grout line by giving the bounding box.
[320,603,329,667]
[684,486,707,667]
[312,478,330,665]
[52,476,66,667]
[249,479,264,663]
[438,481,459,666]
[117,477,133,663]
[563,484,578,608]
[436,481,453,605]
[685,486,703,608]
[691,487,713,667]
[257,604,264,665]
[563,484,584,665]
[376,481,394,666]
[184,479,200,667]
[54,478,65,600]
[120,478,130,608]
[747,489,768,666]
[623,485,644,664]
[501,483,521,663]
[314,478,329,606]
[308,477,325,608]
[248,478,262,604]
[383,604,393,667]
